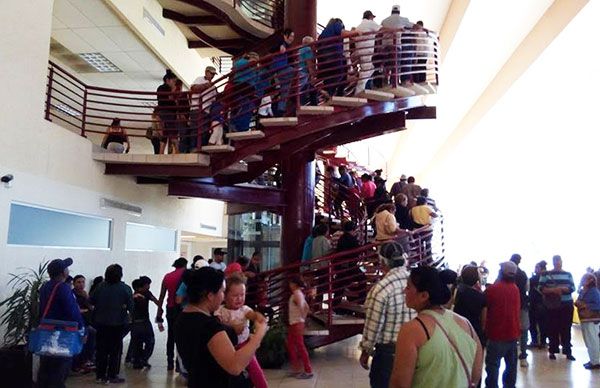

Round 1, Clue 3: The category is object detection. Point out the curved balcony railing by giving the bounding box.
[45,28,439,152]
[235,0,284,29]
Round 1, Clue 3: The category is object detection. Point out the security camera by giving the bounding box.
[1,174,14,188]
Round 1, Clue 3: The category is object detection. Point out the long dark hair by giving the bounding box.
[186,267,225,304]
[104,264,123,284]
[410,267,452,306]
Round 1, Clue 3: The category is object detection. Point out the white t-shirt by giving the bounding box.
[354,19,381,55]
[215,305,253,343]
[210,261,226,272]
[288,289,308,325]
[191,76,216,112]
[381,14,413,46]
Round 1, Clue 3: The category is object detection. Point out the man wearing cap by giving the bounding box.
[189,66,218,149]
[37,258,85,387]
[156,257,187,371]
[354,11,381,96]
[484,261,521,388]
[381,5,414,87]
[210,248,227,271]
[359,242,414,388]
[389,175,407,197]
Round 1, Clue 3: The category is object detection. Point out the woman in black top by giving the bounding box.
[393,193,413,230]
[101,118,130,153]
[157,69,178,154]
[175,267,268,388]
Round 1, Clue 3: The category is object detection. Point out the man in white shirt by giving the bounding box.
[209,248,227,271]
[189,66,217,149]
[354,11,381,95]
[381,5,413,87]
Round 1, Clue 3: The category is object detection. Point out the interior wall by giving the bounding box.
[0,0,226,317]
[425,0,599,280]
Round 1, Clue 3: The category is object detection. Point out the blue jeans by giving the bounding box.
[485,340,517,388]
[38,356,72,388]
[369,344,395,388]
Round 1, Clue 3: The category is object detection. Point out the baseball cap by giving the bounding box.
[214,248,227,256]
[224,263,243,276]
[392,5,400,13]
[363,10,375,19]
[194,259,210,269]
[206,66,217,74]
[500,261,518,277]
[379,241,407,264]
[48,258,73,277]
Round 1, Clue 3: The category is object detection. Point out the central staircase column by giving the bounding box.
[280,151,315,265]
[284,0,317,44]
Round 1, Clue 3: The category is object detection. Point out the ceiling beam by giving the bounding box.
[168,180,285,207]
[162,9,225,26]
[438,0,471,62]
[422,0,590,179]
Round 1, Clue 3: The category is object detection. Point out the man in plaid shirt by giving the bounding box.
[359,241,415,388]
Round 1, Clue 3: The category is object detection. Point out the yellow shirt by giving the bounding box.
[375,210,398,240]
[411,205,433,226]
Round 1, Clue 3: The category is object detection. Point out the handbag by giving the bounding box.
[28,282,84,357]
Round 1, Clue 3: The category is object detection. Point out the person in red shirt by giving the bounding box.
[156,257,188,371]
[484,261,521,388]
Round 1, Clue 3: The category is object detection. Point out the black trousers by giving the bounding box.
[529,305,548,345]
[95,324,126,380]
[38,356,71,388]
[166,306,181,363]
[547,303,573,355]
[130,320,155,366]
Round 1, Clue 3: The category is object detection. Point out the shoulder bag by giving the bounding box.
[28,282,84,357]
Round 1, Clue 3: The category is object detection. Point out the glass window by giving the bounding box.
[125,222,177,252]
[7,202,112,249]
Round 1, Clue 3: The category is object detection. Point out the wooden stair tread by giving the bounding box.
[358,90,395,101]
[202,145,235,153]
[93,153,209,166]
[298,105,335,115]
[380,86,416,97]
[304,318,329,336]
[243,154,263,162]
[329,96,368,107]
[259,117,298,127]
[225,130,265,140]
[219,162,248,174]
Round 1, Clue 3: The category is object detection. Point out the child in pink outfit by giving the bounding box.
[287,275,313,379]
[216,275,268,388]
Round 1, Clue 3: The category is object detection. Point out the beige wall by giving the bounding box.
[0,1,226,315]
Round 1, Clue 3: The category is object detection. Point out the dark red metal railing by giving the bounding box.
[45,28,439,153]
[245,223,444,328]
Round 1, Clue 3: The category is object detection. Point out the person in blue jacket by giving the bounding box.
[37,257,85,388]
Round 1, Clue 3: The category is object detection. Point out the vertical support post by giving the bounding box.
[45,66,54,122]
[284,0,316,43]
[393,33,399,88]
[327,259,333,327]
[80,88,88,137]
[294,49,301,113]
[280,151,315,265]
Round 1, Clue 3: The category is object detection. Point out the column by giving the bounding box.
[280,151,315,265]
[284,0,317,42]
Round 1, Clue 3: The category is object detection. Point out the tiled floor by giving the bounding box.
[67,326,600,387]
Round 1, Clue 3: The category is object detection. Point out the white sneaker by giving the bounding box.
[520,359,529,367]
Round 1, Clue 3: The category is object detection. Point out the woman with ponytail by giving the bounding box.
[390,267,483,388]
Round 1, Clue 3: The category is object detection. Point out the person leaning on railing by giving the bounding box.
[101,118,130,154]
[269,28,295,116]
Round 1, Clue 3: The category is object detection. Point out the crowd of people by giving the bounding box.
[34,248,316,387]
[100,5,436,156]
[359,247,600,388]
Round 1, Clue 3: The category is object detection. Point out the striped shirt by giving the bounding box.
[538,270,575,303]
[359,266,415,354]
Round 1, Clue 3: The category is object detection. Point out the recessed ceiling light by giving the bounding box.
[79,53,121,73]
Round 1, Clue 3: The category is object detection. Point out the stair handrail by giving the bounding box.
[45,28,439,148]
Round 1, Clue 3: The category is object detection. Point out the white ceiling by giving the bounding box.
[51,0,167,91]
